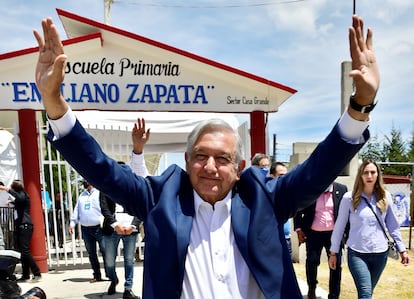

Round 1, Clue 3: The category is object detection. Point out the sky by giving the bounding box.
[1,0,413,163]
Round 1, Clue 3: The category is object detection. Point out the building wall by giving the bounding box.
[288,141,359,263]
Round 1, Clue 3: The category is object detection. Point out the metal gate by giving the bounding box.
[38,120,146,269]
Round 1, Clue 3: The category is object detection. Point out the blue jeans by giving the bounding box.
[104,232,138,290]
[347,248,388,299]
[81,225,106,280]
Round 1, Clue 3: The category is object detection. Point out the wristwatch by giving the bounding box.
[349,94,377,113]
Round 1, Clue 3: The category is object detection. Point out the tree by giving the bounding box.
[359,134,383,162]
[381,126,410,175]
[407,128,414,162]
[407,129,414,177]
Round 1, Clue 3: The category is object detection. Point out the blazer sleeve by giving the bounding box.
[132,216,141,228]
[100,191,122,235]
[268,123,369,221]
[49,120,156,221]
[293,210,303,231]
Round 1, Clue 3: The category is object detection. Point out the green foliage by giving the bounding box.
[408,128,414,162]
[382,126,410,175]
[360,134,384,162]
[360,125,413,176]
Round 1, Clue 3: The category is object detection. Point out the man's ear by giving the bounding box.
[237,160,246,178]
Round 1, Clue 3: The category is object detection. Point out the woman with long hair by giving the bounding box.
[328,160,409,298]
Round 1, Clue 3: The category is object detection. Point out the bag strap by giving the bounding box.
[362,197,391,242]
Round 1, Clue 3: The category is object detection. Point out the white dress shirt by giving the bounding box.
[49,108,369,297]
[180,191,265,299]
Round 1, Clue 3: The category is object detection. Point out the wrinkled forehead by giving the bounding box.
[196,126,235,143]
[195,128,237,150]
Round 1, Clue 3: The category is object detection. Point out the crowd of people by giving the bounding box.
[0,12,411,299]
[68,177,142,298]
[248,155,410,299]
[61,118,150,298]
[30,13,411,299]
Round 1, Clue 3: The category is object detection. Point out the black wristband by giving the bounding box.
[349,94,377,113]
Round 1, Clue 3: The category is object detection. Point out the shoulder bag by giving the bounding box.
[363,198,399,260]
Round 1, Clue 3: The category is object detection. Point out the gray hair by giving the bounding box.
[186,118,244,167]
[251,153,270,166]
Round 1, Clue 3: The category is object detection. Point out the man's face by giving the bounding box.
[275,165,287,177]
[258,158,270,169]
[185,128,244,205]
[82,180,91,189]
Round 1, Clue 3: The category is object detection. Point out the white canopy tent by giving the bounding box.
[73,111,249,173]
[0,129,18,186]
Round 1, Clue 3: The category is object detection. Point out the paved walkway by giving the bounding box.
[16,260,328,299]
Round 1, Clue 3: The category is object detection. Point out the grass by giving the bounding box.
[293,228,414,299]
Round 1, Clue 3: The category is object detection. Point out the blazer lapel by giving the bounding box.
[333,184,342,208]
[231,193,250,260]
[176,183,195,263]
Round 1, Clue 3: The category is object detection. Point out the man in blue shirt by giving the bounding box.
[69,180,106,283]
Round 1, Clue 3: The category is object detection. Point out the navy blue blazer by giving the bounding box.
[49,120,368,299]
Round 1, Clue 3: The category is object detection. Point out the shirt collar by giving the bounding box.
[85,187,97,195]
[193,191,232,213]
[324,184,333,193]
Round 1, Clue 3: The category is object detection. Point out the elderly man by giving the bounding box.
[33,15,379,299]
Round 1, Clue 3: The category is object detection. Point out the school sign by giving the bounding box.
[0,9,296,112]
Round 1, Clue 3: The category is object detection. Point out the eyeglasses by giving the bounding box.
[193,153,236,167]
